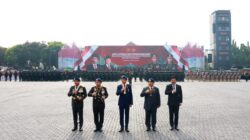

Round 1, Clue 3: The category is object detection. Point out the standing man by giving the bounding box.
[165,76,183,131]
[140,78,161,131]
[116,75,133,132]
[68,78,87,131]
[14,71,18,81]
[0,71,2,81]
[88,78,108,132]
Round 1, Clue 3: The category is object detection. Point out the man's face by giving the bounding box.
[74,80,80,86]
[121,79,127,84]
[148,82,154,87]
[95,81,102,87]
[171,78,176,84]
[151,55,157,63]
[167,55,173,64]
[106,58,111,64]
[92,57,98,64]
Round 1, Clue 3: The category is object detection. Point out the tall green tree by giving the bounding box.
[0,46,6,65]
[41,41,64,68]
[231,40,250,68]
[5,42,47,68]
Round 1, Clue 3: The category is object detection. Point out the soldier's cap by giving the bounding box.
[95,78,102,82]
[147,78,155,83]
[73,77,80,81]
[121,75,128,80]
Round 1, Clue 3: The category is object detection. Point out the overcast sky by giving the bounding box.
[0,0,249,48]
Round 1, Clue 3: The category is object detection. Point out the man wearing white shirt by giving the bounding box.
[165,76,183,131]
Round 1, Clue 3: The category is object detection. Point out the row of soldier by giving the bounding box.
[0,71,19,81]
[185,71,242,82]
[2,70,247,82]
[68,76,183,132]
[0,70,185,83]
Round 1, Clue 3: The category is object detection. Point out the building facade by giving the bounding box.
[210,10,232,69]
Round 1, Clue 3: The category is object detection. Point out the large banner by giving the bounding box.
[77,44,180,71]
[181,43,205,71]
[58,43,204,72]
[58,43,82,71]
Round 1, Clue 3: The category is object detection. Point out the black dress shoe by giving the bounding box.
[170,127,174,131]
[125,129,130,132]
[175,128,179,131]
[152,128,156,131]
[79,128,83,131]
[99,129,103,132]
[72,128,77,131]
[94,129,99,132]
[118,128,124,132]
[146,128,151,131]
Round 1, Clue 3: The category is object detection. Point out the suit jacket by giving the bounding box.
[88,86,108,107]
[87,64,101,71]
[116,84,133,107]
[165,84,183,106]
[103,64,114,71]
[140,86,161,110]
[68,85,87,104]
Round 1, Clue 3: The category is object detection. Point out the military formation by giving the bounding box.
[1,69,249,82]
[0,70,186,82]
[185,71,243,82]
[68,76,182,132]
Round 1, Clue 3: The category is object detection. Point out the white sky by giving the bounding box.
[0,0,249,48]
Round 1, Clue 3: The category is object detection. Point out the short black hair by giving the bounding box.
[171,76,176,80]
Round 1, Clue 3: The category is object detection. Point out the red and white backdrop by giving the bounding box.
[58,43,204,71]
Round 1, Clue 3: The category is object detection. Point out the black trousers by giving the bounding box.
[168,105,180,128]
[145,109,157,128]
[119,106,130,128]
[72,103,83,128]
[93,103,105,129]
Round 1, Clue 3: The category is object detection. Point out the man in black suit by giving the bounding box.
[87,55,101,71]
[116,75,133,132]
[165,76,182,131]
[140,78,161,131]
[68,78,87,131]
[88,78,108,132]
[103,56,114,71]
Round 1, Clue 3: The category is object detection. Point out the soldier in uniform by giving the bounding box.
[140,78,161,131]
[165,76,183,131]
[245,73,249,82]
[14,71,18,81]
[88,78,108,132]
[0,71,2,81]
[116,75,133,132]
[4,71,8,81]
[68,78,87,131]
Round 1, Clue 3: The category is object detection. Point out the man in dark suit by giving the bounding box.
[103,56,114,71]
[116,75,133,132]
[140,78,161,131]
[87,55,101,71]
[165,76,182,131]
[68,78,87,131]
[88,78,108,132]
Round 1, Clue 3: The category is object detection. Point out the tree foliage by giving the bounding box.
[4,41,63,69]
[231,40,250,68]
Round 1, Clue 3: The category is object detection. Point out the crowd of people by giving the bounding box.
[1,68,249,82]
[0,70,19,81]
[185,71,245,82]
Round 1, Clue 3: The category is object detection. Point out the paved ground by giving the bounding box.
[0,80,250,140]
